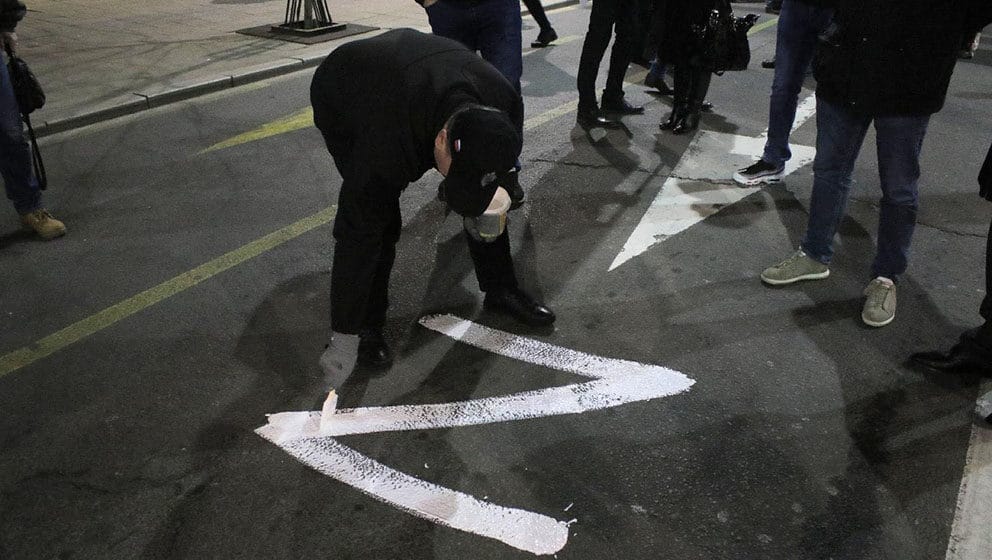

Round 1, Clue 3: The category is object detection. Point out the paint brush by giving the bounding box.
[319,390,338,434]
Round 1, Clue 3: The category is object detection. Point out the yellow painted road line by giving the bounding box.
[200,107,313,154]
[0,206,338,380]
[749,16,779,36]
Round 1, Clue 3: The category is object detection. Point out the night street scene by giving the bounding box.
[2,1,992,559]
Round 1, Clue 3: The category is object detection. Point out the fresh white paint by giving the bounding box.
[257,315,693,555]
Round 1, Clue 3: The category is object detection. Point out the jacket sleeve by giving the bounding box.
[0,0,26,33]
[980,141,992,202]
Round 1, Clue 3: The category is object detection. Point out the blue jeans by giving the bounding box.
[0,56,41,215]
[801,97,931,281]
[425,0,523,93]
[761,0,833,167]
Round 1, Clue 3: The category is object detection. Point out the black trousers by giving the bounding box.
[671,56,712,111]
[522,0,553,32]
[576,0,638,110]
[329,174,517,335]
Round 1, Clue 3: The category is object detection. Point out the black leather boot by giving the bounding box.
[672,110,701,135]
[660,104,687,130]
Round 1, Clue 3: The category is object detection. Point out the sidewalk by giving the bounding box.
[18,0,578,137]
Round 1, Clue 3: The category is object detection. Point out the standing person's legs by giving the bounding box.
[576,0,617,111]
[671,60,710,134]
[660,61,691,129]
[601,0,635,103]
[800,98,872,264]
[476,0,523,93]
[762,0,833,167]
[0,58,40,215]
[524,0,558,44]
[426,1,481,52]
[869,113,930,281]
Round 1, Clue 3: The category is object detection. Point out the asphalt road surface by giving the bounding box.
[3,5,992,560]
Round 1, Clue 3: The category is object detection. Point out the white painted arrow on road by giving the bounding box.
[257,314,694,555]
[610,94,819,271]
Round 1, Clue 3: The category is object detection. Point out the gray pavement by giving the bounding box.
[3,2,992,559]
[20,0,569,135]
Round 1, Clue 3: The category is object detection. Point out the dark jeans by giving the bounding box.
[0,55,41,215]
[761,0,834,167]
[801,97,931,281]
[576,0,637,109]
[426,0,523,93]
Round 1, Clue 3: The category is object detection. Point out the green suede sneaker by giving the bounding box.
[862,277,897,327]
[760,249,830,285]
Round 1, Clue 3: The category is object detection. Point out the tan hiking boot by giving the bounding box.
[20,209,66,240]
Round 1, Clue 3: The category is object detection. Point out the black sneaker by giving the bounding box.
[532,27,558,48]
[733,159,785,186]
[600,95,645,115]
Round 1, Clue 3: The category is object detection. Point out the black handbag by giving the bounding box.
[5,47,45,114]
[5,46,47,189]
[696,3,760,74]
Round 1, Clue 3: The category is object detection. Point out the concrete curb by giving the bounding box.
[35,0,580,138]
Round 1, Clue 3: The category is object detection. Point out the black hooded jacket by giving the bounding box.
[310,28,522,194]
[309,29,523,334]
[814,0,992,116]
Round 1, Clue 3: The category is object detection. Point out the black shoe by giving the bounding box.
[483,287,556,327]
[672,111,701,135]
[701,101,714,112]
[502,170,525,210]
[762,58,776,69]
[660,104,687,130]
[577,106,622,129]
[910,344,992,375]
[357,330,393,369]
[532,27,558,48]
[601,95,645,115]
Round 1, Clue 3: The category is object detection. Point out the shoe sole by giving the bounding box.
[760,269,830,285]
[862,312,895,328]
[733,171,784,186]
[22,225,66,240]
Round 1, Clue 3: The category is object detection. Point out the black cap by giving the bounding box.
[441,106,521,217]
